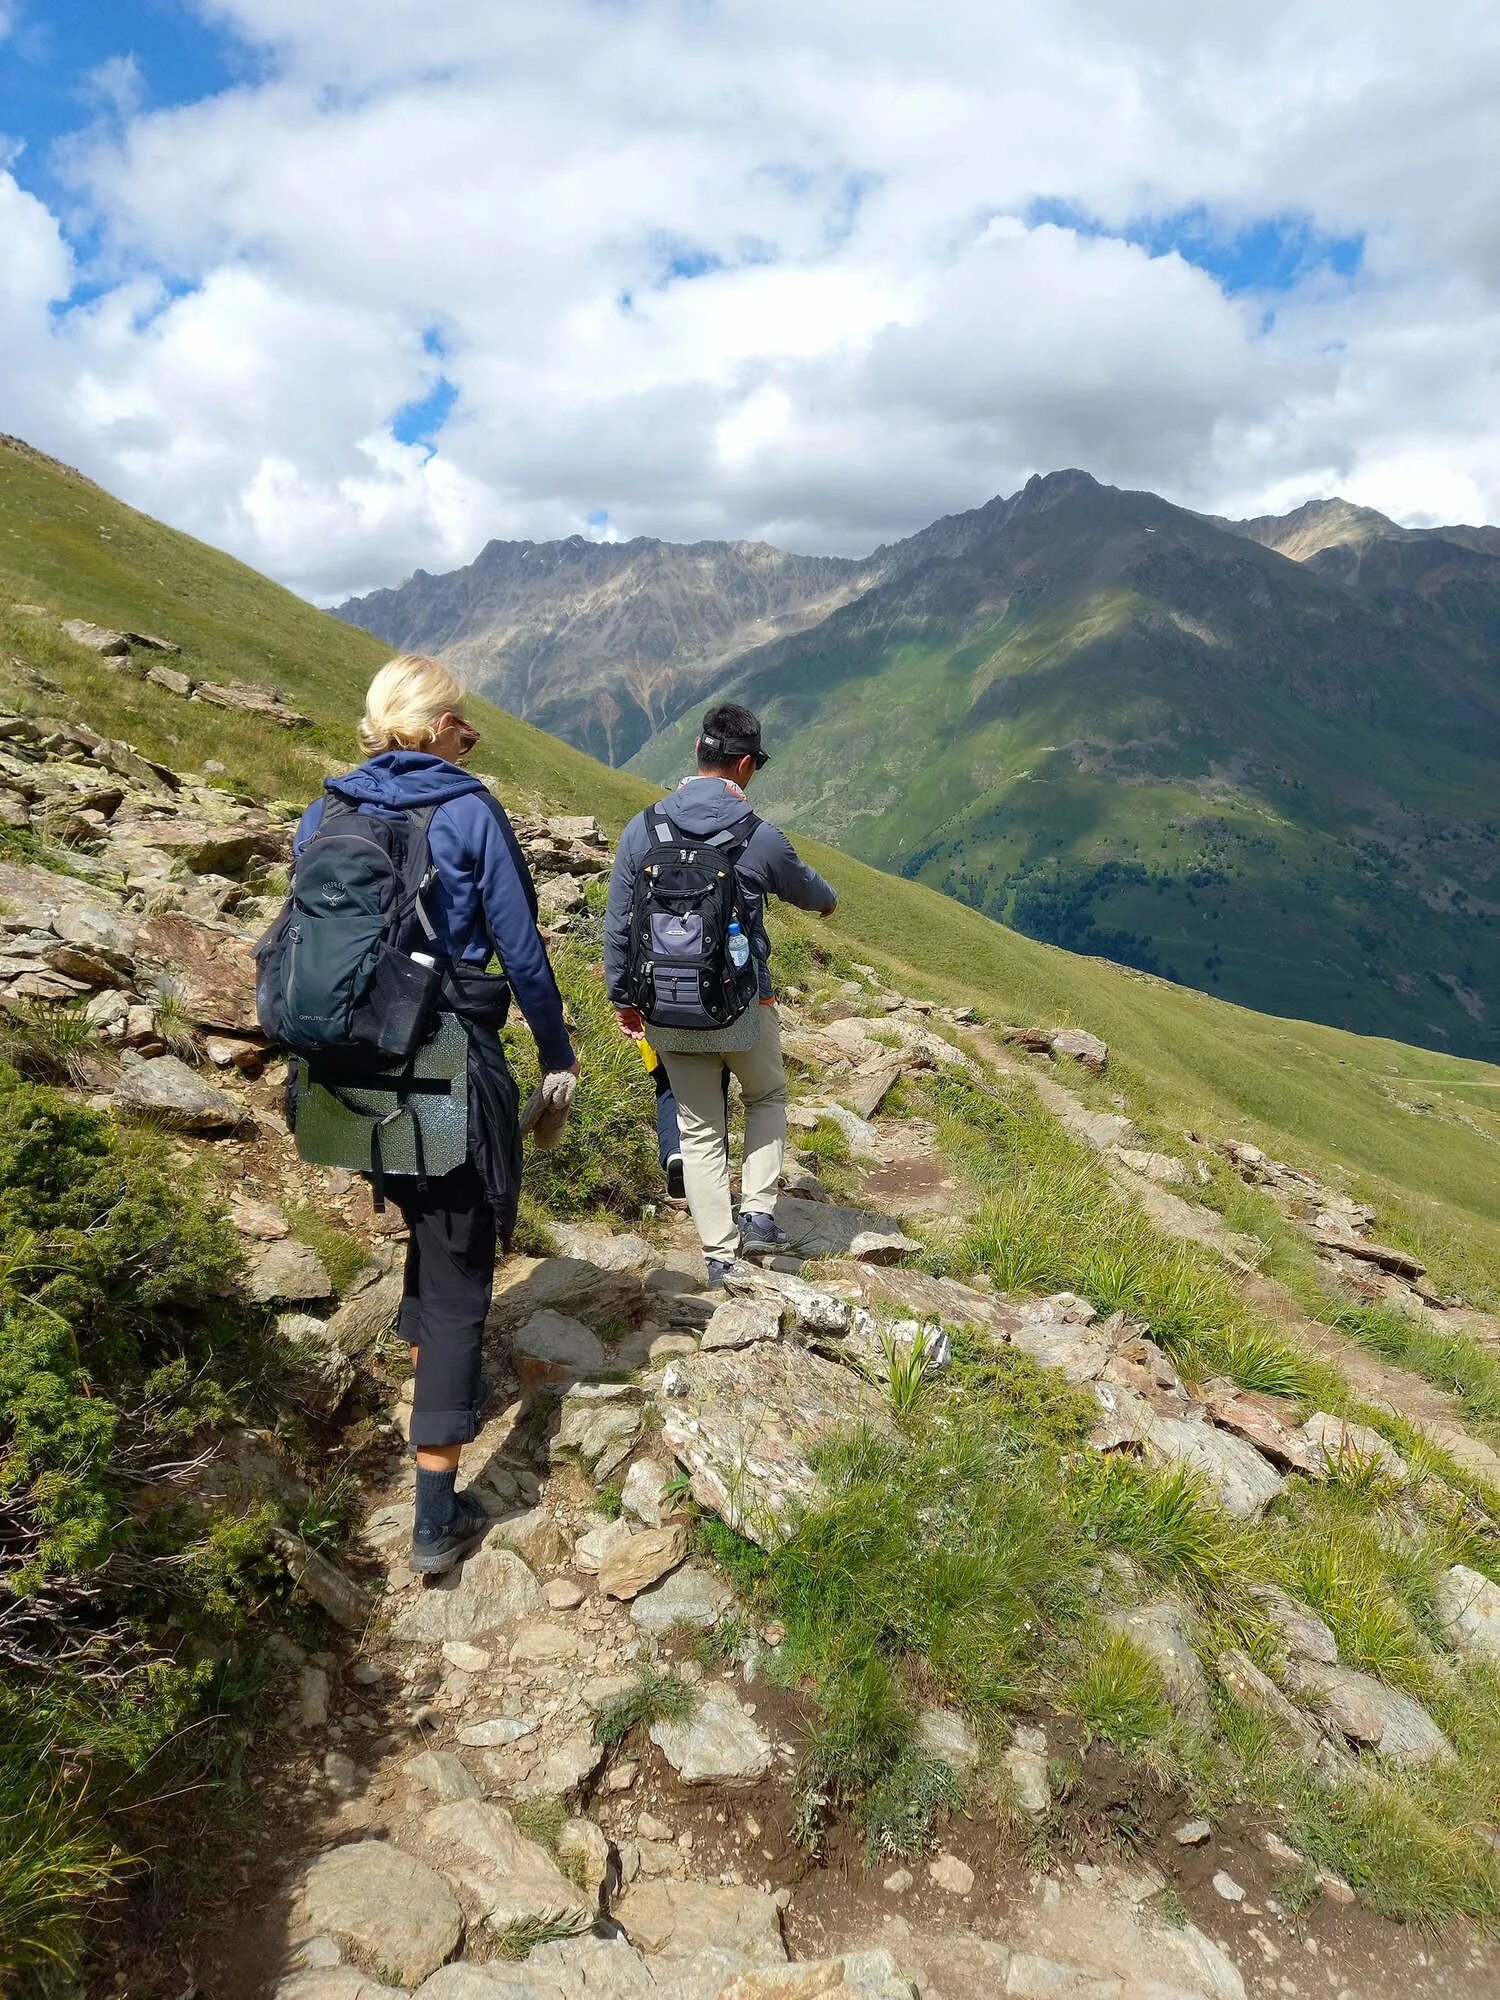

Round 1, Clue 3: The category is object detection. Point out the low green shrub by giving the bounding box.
[0,1062,312,1980]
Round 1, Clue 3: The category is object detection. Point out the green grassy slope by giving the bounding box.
[632,473,1500,1064]
[3,436,1497,1295]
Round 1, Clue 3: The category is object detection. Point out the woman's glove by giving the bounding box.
[520,1069,578,1151]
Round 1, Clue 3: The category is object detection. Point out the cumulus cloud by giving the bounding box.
[2,0,1499,597]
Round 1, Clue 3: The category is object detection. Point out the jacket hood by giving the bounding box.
[325,751,489,810]
[660,775,759,837]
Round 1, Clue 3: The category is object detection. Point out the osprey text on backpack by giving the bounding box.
[625,805,761,1031]
[254,793,444,1070]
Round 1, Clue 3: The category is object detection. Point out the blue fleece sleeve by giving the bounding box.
[604,813,650,1003]
[743,823,837,913]
[292,796,324,855]
[468,798,575,1071]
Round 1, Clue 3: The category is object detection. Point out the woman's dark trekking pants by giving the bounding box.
[389,1158,496,1449]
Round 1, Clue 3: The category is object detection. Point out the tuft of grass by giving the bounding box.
[149,987,201,1061]
[594,1666,698,1748]
[881,1323,938,1417]
[1067,1458,1267,1617]
[509,1796,568,1854]
[796,1115,857,1200]
[857,1747,967,1861]
[0,1000,106,1086]
[283,1201,367,1296]
[0,1760,126,1995]
[294,1469,362,1557]
[509,944,661,1221]
[1061,1630,1173,1753]
[487,1908,594,1961]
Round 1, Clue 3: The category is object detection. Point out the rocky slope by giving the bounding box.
[336,537,879,766]
[6,696,1500,2000]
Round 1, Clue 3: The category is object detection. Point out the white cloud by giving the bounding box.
[2,0,1499,597]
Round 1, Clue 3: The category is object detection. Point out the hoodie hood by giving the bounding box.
[325,750,489,810]
[663,775,758,837]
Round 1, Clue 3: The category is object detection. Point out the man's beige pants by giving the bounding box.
[662,1005,788,1262]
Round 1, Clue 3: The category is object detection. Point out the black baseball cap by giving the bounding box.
[697,705,769,769]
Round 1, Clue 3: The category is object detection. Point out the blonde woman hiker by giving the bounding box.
[605,702,836,1285]
[259,655,577,1575]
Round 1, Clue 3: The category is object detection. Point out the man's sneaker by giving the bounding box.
[411,1488,491,1577]
[738,1211,790,1257]
[706,1257,735,1290]
[665,1153,687,1202]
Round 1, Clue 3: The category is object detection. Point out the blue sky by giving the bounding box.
[1,2,254,207]
[1,2,1495,601]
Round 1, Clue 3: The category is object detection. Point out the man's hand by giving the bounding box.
[615,1006,645,1038]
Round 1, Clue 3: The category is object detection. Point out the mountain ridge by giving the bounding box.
[327,469,1500,1058]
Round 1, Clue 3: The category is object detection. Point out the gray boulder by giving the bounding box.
[630,1562,733,1635]
[1108,1601,1211,1722]
[111,1052,243,1132]
[649,1687,773,1786]
[248,1238,334,1306]
[391,1543,543,1644]
[613,1878,786,1963]
[1289,1661,1455,1764]
[288,1840,462,1987]
[1432,1564,1500,1660]
[419,1799,590,1927]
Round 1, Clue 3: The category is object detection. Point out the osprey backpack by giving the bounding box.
[625,805,760,1030]
[254,793,444,1070]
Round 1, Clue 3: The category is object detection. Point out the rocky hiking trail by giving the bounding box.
[3,699,1500,2000]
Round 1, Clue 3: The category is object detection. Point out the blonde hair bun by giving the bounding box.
[358,654,465,756]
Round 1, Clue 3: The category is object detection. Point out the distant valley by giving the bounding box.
[338,473,1500,1059]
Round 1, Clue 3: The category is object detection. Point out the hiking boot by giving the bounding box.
[705,1257,735,1290]
[411,1487,491,1577]
[738,1211,790,1257]
[665,1152,687,1202]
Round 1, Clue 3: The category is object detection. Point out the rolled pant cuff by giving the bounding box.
[409,1406,480,1450]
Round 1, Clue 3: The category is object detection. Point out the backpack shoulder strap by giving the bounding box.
[703,809,759,861]
[648,805,680,845]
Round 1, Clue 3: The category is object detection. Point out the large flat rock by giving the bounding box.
[112,1051,244,1132]
[613,1878,786,1963]
[132,910,260,1031]
[418,1799,590,1927]
[660,1342,890,1548]
[773,1193,920,1264]
[289,1840,462,1987]
[649,1686,773,1786]
[488,1255,647,1336]
[391,1543,542,1644]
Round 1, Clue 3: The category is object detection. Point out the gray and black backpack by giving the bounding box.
[625,806,760,1030]
[254,792,444,1073]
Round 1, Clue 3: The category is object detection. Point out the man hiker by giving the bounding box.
[606,701,837,1284]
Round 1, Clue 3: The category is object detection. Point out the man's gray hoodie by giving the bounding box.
[605,777,836,1004]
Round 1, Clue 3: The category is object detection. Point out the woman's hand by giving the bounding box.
[615,1006,645,1038]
